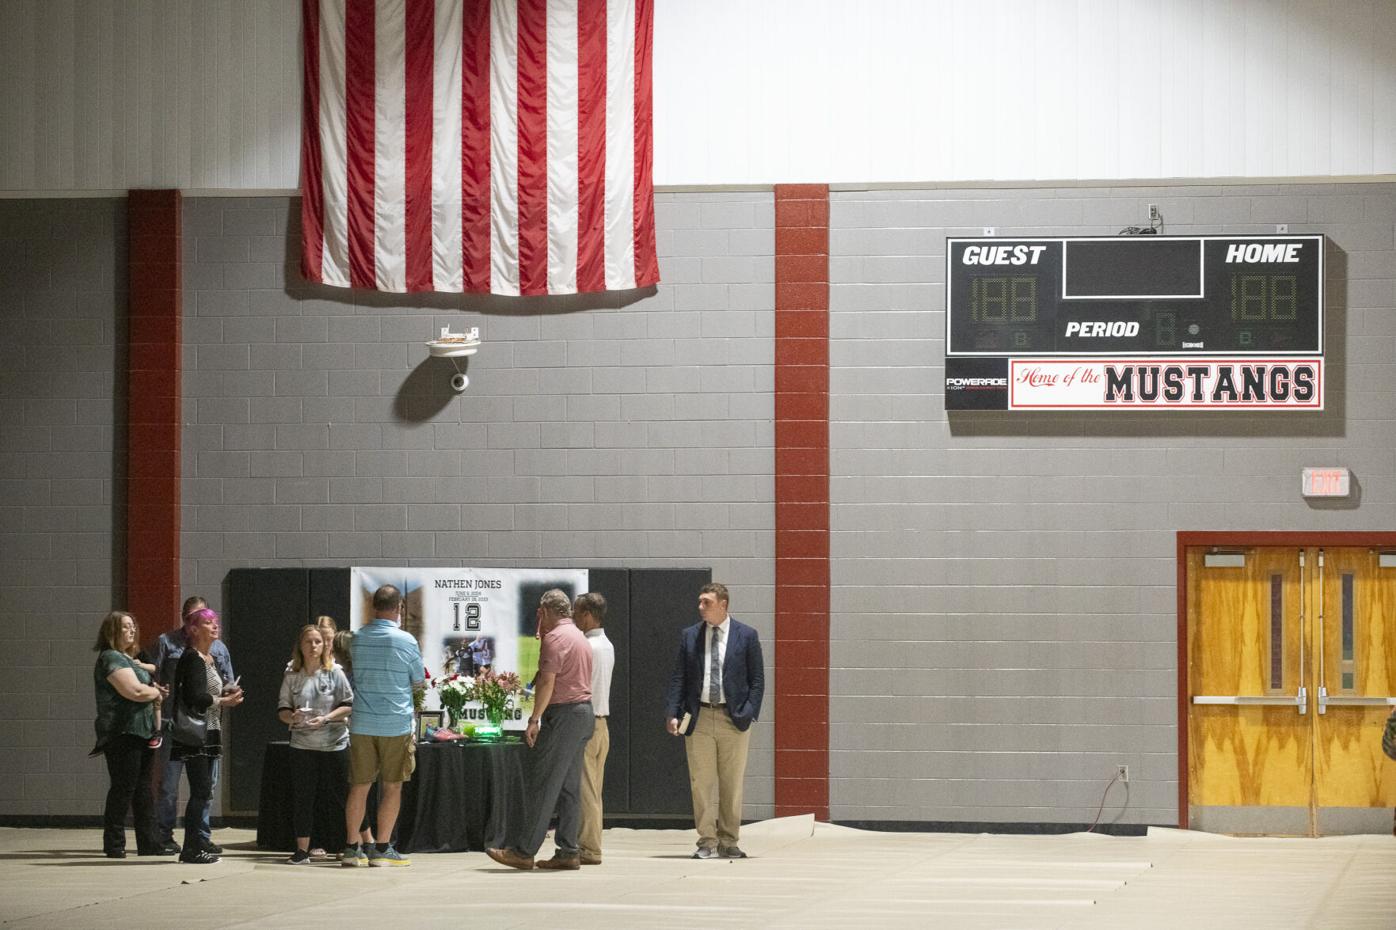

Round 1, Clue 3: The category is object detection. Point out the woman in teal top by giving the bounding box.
[91,611,166,858]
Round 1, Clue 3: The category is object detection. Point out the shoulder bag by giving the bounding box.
[170,659,209,748]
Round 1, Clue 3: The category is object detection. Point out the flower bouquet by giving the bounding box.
[469,669,523,728]
[435,674,472,729]
[435,669,524,732]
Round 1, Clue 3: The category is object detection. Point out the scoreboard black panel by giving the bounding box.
[948,235,1322,356]
[944,235,1325,411]
[1065,238,1201,298]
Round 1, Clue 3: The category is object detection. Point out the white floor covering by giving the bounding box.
[1,817,1394,929]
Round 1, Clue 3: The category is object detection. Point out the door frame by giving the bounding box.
[1175,531,1396,829]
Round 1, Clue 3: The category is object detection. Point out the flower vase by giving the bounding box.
[486,705,505,730]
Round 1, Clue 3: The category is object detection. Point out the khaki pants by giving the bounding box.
[579,716,609,860]
[684,707,750,849]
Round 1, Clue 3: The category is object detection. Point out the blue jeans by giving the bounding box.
[157,743,217,844]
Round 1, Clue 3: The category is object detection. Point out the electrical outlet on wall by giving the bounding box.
[1148,204,1159,223]
[1116,764,1130,784]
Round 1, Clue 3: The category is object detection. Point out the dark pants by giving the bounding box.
[289,746,349,842]
[102,734,159,855]
[181,753,216,855]
[518,701,595,858]
[157,739,216,845]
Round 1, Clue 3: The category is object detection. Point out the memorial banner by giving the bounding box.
[350,566,589,729]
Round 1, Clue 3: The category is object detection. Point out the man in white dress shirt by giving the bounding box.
[574,592,614,866]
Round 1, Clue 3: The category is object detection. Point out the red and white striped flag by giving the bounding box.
[300,0,658,296]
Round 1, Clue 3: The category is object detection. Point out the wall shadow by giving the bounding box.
[278,199,658,424]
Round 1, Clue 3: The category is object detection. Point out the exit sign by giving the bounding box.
[1302,467,1350,497]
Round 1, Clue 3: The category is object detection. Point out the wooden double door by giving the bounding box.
[1187,546,1396,835]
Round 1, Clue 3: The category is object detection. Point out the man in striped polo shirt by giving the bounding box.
[343,584,424,868]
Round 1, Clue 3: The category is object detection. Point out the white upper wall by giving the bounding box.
[2,0,1394,192]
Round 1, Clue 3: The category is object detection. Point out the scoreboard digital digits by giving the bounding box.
[944,235,1325,411]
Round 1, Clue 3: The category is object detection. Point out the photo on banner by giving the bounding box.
[349,567,590,730]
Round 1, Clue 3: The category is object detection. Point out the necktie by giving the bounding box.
[708,626,722,703]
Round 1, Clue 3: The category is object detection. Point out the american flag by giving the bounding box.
[300,0,658,296]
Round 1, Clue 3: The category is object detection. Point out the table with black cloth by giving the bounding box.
[256,739,530,854]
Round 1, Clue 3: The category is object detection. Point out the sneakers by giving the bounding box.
[536,855,580,871]
[691,846,717,860]
[485,847,536,870]
[201,841,223,855]
[367,845,410,868]
[341,845,369,868]
[287,848,312,865]
[717,845,748,859]
[580,855,602,866]
[179,850,220,865]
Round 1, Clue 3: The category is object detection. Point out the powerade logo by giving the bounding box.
[945,357,1011,410]
[946,377,1008,388]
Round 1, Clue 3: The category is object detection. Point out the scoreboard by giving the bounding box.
[944,235,1325,410]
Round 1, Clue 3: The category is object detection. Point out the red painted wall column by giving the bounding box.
[773,184,830,820]
[126,190,182,636]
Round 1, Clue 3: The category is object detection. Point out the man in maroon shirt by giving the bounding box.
[486,589,595,870]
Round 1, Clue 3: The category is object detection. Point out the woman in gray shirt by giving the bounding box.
[277,624,353,864]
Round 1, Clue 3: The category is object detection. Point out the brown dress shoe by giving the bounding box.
[579,855,602,865]
[485,847,535,870]
[536,855,581,870]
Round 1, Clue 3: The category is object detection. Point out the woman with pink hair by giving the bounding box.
[170,608,244,864]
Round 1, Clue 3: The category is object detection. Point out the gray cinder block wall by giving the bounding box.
[3,183,1392,826]
[175,193,777,818]
[828,182,1396,826]
[0,198,126,815]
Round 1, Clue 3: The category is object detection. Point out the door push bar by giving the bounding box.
[1192,691,1307,711]
[1321,696,1396,708]
[1317,549,1327,714]
[1192,691,1396,711]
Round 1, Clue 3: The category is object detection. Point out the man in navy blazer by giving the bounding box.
[666,582,764,859]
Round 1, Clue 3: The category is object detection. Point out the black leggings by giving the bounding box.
[101,734,158,854]
[288,746,349,842]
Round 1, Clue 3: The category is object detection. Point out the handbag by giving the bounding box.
[1382,708,1396,761]
[170,662,209,748]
